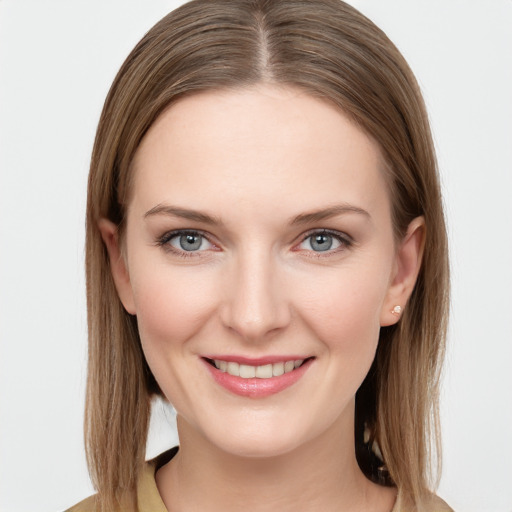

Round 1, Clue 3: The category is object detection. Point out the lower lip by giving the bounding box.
[203,358,313,398]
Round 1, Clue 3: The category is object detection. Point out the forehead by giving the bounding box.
[130,85,390,221]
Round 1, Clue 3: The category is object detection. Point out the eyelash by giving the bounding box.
[155,228,353,258]
[156,229,217,258]
[296,229,353,257]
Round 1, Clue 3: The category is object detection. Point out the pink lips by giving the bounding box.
[202,356,313,398]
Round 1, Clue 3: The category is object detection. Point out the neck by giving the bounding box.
[156,408,395,512]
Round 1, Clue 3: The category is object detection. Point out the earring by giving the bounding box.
[391,305,402,316]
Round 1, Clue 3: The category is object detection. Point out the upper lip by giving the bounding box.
[202,355,313,366]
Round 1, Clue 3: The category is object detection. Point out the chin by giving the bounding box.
[211,431,305,459]
[196,409,337,461]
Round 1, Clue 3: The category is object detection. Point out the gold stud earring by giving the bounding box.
[391,305,402,316]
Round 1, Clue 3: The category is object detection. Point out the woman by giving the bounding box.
[69,0,451,510]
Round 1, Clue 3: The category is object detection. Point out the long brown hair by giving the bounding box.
[85,1,449,510]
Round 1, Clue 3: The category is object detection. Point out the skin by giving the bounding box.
[100,85,424,512]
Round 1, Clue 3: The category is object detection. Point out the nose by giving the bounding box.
[220,249,291,342]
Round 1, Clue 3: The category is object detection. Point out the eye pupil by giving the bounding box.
[311,234,333,252]
[180,233,202,251]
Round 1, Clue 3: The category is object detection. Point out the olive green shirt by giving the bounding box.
[67,447,453,512]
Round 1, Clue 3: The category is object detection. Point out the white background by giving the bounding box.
[1,1,511,511]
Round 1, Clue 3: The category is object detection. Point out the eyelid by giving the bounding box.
[156,229,220,256]
[294,228,354,254]
[155,227,353,258]
[300,228,353,242]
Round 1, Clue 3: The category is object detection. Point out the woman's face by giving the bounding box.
[103,85,421,458]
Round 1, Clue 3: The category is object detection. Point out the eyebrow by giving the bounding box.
[144,202,370,226]
[290,204,371,225]
[144,204,223,225]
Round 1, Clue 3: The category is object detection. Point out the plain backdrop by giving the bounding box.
[1,1,511,511]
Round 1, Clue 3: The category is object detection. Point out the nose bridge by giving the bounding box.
[221,244,290,341]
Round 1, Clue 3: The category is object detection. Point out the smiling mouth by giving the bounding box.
[204,358,312,379]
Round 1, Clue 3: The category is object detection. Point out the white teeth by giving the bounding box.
[272,362,285,376]
[214,359,227,372]
[213,359,305,379]
[239,364,256,378]
[227,361,240,376]
[255,364,273,378]
[284,360,295,373]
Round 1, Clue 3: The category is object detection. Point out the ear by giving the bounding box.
[98,218,136,315]
[380,217,425,326]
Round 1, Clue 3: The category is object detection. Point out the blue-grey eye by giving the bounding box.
[310,233,333,251]
[299,232,343,252]
[169,232,210,252]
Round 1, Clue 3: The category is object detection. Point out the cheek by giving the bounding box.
[294,261,390,357]
[129,264,221,409]
[130,264,219,352]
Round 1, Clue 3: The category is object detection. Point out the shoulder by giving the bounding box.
[393,491,454,512]
[64,493,136,512]
[424,494,454,512]
[64,493,138,512]
[65,494,98,512]
[64,447,178,512]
